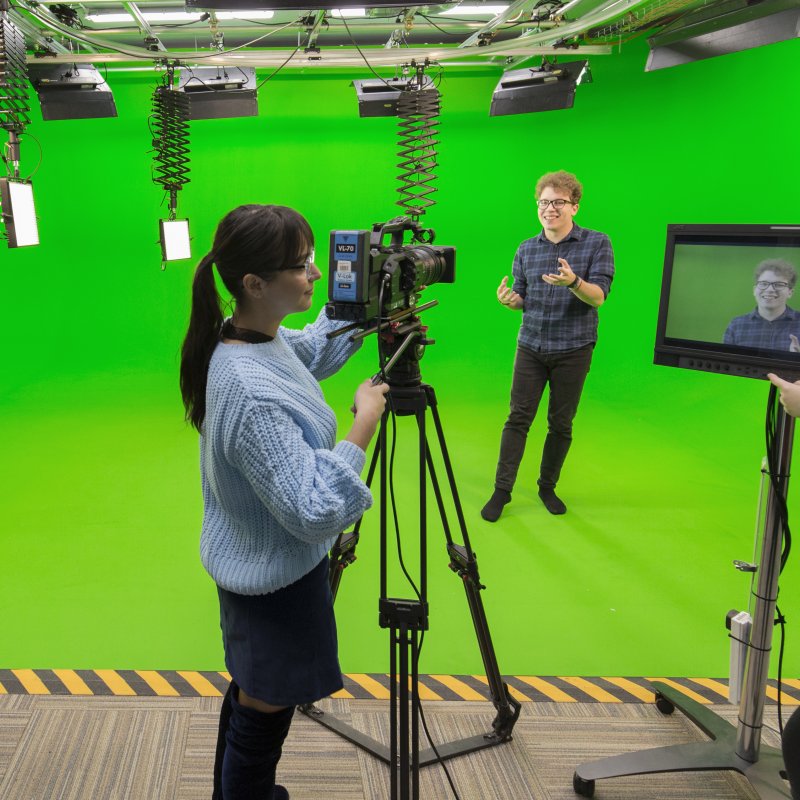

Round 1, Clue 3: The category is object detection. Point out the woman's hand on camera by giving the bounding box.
[346,379,390,452]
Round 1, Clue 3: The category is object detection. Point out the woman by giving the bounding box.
[180,204,388,800]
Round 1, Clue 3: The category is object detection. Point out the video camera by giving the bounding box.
[325,216,455,326]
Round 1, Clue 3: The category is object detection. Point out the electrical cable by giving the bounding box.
[776,603,787,735]
[180,65,252,91]
[383,380,461,800]
[416,14,465,36]
[255,45,300,89]
[376,271,460,800]
[763,386,792,740]
[18,132,42,180]
[178,18,302,61]
[765,386,792,571]
[339,14,398,88]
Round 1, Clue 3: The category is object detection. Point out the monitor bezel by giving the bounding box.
[654,223,800,382]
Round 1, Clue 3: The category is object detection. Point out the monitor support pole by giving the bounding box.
[573,402,794,799]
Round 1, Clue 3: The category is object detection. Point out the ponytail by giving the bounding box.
[180,253,221,432]
[180,204,314,431]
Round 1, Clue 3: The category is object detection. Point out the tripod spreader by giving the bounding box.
[448,542,485,589]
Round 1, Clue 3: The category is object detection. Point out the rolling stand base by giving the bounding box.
[573,682,790,799]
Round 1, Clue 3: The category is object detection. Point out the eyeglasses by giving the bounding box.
[755,280,790,290]
[536,198,573,210]
[276,249,316,279]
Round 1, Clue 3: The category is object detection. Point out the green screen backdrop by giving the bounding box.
[2,37,800,679]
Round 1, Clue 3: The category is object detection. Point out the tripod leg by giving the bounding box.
[446,538,522,740]
[422,389,522,740]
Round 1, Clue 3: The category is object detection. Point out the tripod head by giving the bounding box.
[375,311,437,389]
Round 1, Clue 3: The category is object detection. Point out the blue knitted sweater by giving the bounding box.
[199,310,372,595]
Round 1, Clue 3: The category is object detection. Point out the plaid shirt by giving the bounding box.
[723,306,800,351]
[512,223,614,353]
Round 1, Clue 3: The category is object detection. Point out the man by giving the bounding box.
[724,260,800,351]
[481,170,614,521]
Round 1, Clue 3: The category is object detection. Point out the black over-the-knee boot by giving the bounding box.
[221,687,295,800]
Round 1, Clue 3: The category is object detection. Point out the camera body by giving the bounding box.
[326,216,455,325]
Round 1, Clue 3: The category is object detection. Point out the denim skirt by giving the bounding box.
[217,556,344,707]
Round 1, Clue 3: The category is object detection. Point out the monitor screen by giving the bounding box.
[654,224,800,381]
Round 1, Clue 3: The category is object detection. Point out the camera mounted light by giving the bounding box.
[489,59,590,116]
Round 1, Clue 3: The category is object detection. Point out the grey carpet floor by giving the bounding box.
[0,694,788,799]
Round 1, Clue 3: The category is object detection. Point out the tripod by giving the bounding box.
[573,400,794,799]
[300,335,521,800]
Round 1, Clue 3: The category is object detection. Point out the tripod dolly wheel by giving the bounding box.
[573,772,595,797]
[655,692,675,715]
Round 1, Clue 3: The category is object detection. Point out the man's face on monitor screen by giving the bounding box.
[754,270,793,317]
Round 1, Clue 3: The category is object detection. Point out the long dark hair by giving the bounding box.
[180,204,314,431]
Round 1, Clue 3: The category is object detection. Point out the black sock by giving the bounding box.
[481,488,511,522]
[538,487,567,515]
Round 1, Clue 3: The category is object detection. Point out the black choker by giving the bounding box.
[221,319,274,344]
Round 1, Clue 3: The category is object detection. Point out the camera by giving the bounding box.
[325,216,455,325]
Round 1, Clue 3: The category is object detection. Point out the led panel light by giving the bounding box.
[215,10,275,18]
[489,60,588,116]
[0,179,39,248]
[28,64,117,121]
[160,219,192,261]
[186,0,402,8]
[178,66,258,120]
[89,9,275,20]
[441,5,508,14]
[86,13,134,22]
[352,76,435,117]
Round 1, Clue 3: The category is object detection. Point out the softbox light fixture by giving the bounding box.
[159,218,191,261]
[489,60,590,116]
[646,0,800,71]
[352,76,435,117]
[0,178,39,247]
[187,0,402,8]
[27,64,117,121]
[178,66,258,120]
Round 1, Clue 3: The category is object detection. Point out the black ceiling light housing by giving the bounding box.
[352,76,435,117]
[28,64,117,121]
[178,66,258,120]
[489,60,590,116]
[646,0,800,70]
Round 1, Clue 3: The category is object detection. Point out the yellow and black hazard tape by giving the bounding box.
[1,670,799,704]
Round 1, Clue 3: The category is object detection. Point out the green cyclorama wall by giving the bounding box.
[1,37,799,677]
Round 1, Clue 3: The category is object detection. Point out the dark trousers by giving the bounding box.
[494,343,594,492]
[212,682,294,800]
